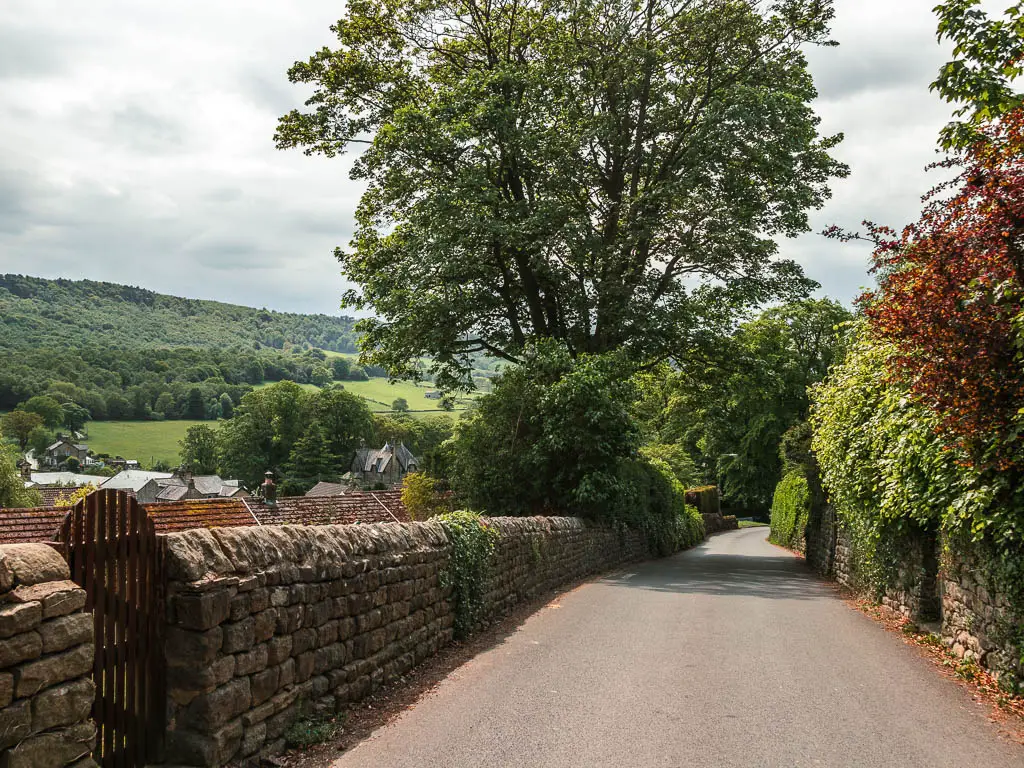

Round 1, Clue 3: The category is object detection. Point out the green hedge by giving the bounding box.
[685,485,720,516]
[769,470,810,550]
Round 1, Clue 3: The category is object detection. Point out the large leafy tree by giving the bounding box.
[217,381,375,490]
[277,0,847,388]
[0,444,40,509]
[451,342,640,515]
[1,410,44,451]
[933,0,1024,150]
[637,298,851,511]
[179,424,220,474]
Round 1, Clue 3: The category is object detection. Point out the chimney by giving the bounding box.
[261,471,277,506]
[18,461,31,481]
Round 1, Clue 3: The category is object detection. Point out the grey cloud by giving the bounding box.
[110,105,186,152]
[0,25,75,79]
[0,0,995,316]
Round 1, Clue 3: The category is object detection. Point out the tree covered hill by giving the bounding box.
[0,275,372,425]
[0,274,358,352]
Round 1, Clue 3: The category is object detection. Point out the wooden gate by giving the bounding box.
[57,489,166,768]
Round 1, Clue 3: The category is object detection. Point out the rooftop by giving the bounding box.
[0,490,410,544]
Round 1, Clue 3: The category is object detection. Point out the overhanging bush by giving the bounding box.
[449,343,701,555]
[685,485,720,516]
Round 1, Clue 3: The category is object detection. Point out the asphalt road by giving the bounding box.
[332,528,1023,768]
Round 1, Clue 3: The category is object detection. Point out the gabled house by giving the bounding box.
[350,442,419,486]
[42,437,88,468]
[136,470,250,505]
[101,470,174,496]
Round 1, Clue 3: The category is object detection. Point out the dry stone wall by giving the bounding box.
[941,546,1023,684]
[804,507,1022,686]
[160,517,657,767]
[0,544,96,768]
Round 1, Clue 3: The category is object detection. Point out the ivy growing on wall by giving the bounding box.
[809,323,994,586]
[436,511,499,639]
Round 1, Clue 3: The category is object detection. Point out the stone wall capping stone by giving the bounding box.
[0,545,70,591]
[0,544,95,768]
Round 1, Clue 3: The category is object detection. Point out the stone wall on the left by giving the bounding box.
[0,544,96,768]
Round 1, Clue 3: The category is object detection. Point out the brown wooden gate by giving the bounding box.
[57,489,166,768]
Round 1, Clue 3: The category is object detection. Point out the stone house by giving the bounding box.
[350,442,419,486]
[42,437,88,468]
[135,470,250,505]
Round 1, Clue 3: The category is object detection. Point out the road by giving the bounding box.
[332,527,1023,768]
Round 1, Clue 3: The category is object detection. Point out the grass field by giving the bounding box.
[256,377,471,413]
[340,379,454,411]
[79,377,472,468]
[85,420,206,467]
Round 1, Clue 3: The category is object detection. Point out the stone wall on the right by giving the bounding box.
[941,545,1023,684]
[804,507,1022,688]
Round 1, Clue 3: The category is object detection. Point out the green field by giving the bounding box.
[80,377,474,469]
[340,378,458,411]
[85,420,206,467]
[257,377,471,413]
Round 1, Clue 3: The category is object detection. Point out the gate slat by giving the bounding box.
[125,499,138,768]
[114,493,128,768]
[103,489,117,766]
[138,512,150,764]
[91,492,105,759]
[148,527,166,757]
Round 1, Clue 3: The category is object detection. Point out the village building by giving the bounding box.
[41,436,89,467]
[26,471,103,488]
[100,469,174,496]
[134,469,250,504]
[350,442,420,486]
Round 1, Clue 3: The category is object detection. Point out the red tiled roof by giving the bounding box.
[0,507,70,544]
[0,490,409,544]
[143,499,258,533]
[251,490,409,526]
[36,487,84,507]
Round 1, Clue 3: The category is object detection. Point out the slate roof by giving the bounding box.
[101,470,174,492]
[305,481,348,497]
[30,472,103,487]
[151,475,247,499]
[44,440,87,453]
[352,442,419,475]
[155,485,190,502]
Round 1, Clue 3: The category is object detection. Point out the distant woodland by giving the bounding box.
[0,274,374,419]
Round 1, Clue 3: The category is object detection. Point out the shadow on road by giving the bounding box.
[601,547,829,601]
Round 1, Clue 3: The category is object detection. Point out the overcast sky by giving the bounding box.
[0,1,1001,315]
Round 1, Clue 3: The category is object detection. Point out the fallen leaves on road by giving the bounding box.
[844,593,1024,745]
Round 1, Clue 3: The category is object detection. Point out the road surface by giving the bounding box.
[332,527,1023,768]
